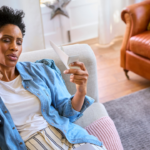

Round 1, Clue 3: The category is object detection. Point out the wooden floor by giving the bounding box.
[71,38,150,103]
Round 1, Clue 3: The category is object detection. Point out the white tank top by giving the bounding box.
[0,75,48,141]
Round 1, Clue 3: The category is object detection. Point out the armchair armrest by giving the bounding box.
[120,0,150,68]
[121,0,150,36]
[120,13,131,68]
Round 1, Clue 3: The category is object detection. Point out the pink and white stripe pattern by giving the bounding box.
[85,116,124,150]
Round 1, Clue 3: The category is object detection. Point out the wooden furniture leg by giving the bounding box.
[124,69,129,80]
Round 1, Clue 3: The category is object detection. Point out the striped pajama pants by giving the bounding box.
[25,125,107,150]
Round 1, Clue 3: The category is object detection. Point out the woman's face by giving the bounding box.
[0,24,23,69]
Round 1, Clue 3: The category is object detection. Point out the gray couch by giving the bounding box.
[19,44,108,128]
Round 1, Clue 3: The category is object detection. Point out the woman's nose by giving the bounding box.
[10,41,18,51]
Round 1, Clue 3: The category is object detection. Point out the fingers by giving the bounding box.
[69,62,86,71]
[70,74,88,80]
[70,78,87,85]
[63,62,89,86]
[64,68,88,76]
[69,73,88,85]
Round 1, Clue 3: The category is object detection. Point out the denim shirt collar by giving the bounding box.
[16,62,33,81]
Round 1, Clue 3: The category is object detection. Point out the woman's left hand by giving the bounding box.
[63,62,88,95]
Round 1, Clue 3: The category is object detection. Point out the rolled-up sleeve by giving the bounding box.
[62,95,94,122]
[52,69,95,122]
[40,64,95,122]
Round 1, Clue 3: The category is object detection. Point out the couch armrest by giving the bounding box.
[19,44,99,102]
[63,44,99,102]
[120,0,150,68]
[74,103,108,128]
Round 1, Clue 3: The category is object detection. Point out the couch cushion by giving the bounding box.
[130,31,150,59]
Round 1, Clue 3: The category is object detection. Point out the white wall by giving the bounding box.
[41,0,99,48]
[0,0,45,52]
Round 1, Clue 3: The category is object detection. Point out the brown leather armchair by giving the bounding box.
[120,0,150,80]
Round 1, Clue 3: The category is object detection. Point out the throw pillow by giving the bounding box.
[85,116,124,150]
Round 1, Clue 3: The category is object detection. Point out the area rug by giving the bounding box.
[103,87,150,150]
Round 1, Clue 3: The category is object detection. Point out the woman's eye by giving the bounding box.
[17,41,22,45]
[3,39,10,42]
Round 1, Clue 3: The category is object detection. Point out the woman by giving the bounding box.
[0,6,107,150]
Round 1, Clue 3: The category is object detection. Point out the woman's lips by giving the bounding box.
[7,55,18,61]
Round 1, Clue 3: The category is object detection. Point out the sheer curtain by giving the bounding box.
[98,0,144,45]
[0,0,45,52]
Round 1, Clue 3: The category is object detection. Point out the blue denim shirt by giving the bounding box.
[0,61,103,150]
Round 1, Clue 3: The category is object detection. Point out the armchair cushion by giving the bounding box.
[130,31,150,59]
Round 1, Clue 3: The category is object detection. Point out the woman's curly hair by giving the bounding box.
[0,6,25,36]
